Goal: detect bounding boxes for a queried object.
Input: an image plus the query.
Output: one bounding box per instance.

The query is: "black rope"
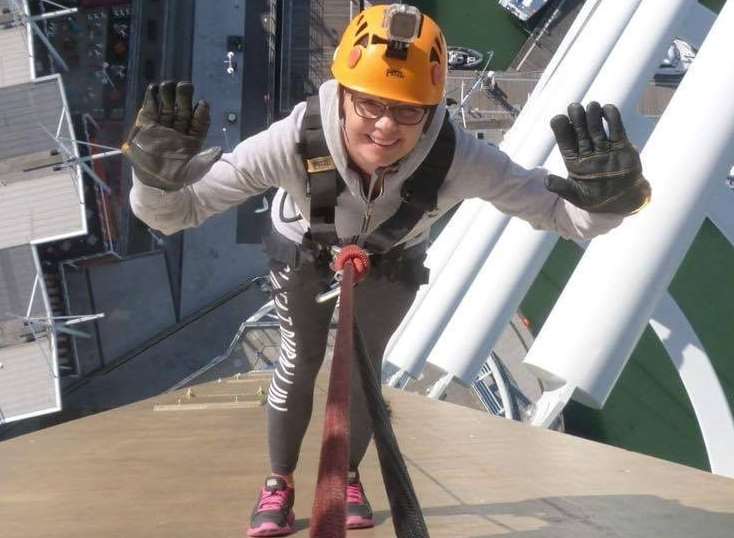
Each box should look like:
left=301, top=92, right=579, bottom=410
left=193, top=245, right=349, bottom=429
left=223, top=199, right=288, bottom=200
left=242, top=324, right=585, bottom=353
left=353, top=318, right=430, bottom=538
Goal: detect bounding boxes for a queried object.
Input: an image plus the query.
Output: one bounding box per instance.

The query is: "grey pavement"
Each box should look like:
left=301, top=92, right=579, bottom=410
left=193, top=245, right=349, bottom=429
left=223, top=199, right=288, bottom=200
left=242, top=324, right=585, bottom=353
left=181, top=0, right=270, bottom=317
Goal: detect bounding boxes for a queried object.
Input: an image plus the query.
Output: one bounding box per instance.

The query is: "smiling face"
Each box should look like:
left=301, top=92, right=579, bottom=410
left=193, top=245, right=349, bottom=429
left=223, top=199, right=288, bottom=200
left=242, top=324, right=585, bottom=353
left=341, top=88, right=430, bottom=176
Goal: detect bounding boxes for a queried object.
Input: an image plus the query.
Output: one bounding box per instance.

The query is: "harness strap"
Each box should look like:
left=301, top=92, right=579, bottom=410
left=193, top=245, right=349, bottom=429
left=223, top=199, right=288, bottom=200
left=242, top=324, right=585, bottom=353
left=263, top=228, right=430, bottom=286
left=298, top=95, right=456, bottom=255
left=301, top=96, right=340, bottom=246
left=353, top=317, right=431, bottom=537
left=363, top=114, right=455, bottom=254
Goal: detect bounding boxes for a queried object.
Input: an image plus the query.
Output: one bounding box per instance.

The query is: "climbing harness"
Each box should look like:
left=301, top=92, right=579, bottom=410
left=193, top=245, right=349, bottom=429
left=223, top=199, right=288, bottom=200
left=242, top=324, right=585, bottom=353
left=316, top=245, right=371, bottom=303
left=262, top=92, right=455, bottom=299
left=299, top=95, right=456, bottom=257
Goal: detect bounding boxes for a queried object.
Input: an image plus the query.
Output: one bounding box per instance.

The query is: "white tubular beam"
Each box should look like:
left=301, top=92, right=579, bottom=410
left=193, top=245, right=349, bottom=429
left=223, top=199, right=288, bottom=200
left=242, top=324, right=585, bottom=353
left=384, top=206, right=510, bottom=376
left=503, top=0, right=603, bottom=152
left=707, top=180, right=734, bottom=246
left=384, top=199, right=484, bottom=357
left=389, top=0, right=628, bottom=327
left=524, top=0, right=734, bottom=409
left=428, top=0, right=694, bottom=385
left=649, top=295, right=734, bottom=478
left=533, top=0, right=602, bottom=91
left=408, top=0, right=629, bottom=294
left=384, top=0, right=644, bottom=377
left=498, top=0, right=643, bottom=170
left=544, top=0, right=697, bottom=176
left=427, top=223, right=557, bottom=384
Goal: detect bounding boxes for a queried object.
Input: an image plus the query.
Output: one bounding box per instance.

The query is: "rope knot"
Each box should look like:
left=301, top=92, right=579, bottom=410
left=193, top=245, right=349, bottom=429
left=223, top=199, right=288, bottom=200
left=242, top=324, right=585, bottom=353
left=333, top=244, right=370, bottom=283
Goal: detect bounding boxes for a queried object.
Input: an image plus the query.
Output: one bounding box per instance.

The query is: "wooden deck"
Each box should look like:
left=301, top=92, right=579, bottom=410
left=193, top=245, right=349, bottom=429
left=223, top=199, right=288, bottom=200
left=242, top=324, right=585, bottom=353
left=2, top=368, right=733, bottom=537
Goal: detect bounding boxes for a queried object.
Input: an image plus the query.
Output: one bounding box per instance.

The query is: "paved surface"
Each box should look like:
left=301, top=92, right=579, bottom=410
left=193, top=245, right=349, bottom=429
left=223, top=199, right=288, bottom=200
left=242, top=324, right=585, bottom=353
left=2, top=367, right=734, bottom=537
left=449, top=0, right=678, bottom=146
left=509, top=0, right=585, bottom=72
left=446, top=70, right=542, bottom=144
left=278, top=0, right=350, bottom=113
left=181, top=0, right=269, bottom=317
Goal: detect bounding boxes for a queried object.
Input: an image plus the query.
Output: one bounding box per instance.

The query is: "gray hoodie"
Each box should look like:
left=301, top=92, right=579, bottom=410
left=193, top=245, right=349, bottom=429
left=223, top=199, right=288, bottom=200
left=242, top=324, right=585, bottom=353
left=129, top=79, right=622, bottom=247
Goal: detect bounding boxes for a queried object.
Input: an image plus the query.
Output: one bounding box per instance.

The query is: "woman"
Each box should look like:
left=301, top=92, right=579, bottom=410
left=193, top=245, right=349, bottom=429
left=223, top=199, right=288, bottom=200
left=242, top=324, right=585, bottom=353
left=123, top=5, right=649, bottom=536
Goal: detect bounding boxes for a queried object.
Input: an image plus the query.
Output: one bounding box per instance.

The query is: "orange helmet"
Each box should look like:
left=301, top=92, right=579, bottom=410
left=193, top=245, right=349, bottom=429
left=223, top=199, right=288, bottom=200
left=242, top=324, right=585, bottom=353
left=331, top=4, right=448, bottom=106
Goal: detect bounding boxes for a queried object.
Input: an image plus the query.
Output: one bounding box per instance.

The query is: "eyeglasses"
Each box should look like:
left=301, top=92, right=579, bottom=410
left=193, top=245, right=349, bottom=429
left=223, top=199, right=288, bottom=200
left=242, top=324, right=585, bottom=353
left=349, top=92, right=428, bottom=126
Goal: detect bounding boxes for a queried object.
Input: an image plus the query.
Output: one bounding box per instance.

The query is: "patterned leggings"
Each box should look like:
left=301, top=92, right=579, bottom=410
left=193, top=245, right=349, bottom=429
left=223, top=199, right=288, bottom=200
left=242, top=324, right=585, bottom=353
left=266, top=255, right=418, bottom=475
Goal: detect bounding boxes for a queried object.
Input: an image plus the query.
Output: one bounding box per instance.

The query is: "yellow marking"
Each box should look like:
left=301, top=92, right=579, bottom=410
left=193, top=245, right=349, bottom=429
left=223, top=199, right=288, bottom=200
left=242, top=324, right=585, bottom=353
left=306, top=155, right=336, bottom=173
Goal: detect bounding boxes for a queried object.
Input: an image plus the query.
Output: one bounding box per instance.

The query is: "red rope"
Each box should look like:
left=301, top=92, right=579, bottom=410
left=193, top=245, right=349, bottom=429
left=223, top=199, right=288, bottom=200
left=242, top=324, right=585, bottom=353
left=309, top=244, right=429, bottom=536
left=310, top=261, right=355, bottom=538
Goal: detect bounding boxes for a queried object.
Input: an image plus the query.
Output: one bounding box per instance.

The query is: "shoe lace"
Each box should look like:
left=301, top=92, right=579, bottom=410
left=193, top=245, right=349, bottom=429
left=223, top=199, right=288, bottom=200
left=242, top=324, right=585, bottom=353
left=346, top=482, right=364, bottom=504
left=257, top=488, right=290, bottom=511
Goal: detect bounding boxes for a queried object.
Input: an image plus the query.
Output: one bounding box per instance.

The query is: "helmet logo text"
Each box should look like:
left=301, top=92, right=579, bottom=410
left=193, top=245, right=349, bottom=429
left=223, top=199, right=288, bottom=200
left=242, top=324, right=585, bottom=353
left=386, top=68, right=405, bottom=79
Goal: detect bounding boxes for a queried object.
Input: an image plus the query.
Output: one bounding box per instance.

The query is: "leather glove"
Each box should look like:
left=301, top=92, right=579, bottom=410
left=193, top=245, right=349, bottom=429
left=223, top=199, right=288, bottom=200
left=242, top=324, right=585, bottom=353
left=122, top=81, right=222, bottom=191
left=546, top=102, right=651, bottom=215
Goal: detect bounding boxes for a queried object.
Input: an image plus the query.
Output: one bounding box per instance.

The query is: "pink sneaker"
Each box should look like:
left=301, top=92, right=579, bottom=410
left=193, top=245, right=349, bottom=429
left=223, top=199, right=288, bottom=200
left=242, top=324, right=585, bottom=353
left=346, top=471, right=374, bottom=529
left=247, top=476, right=295, bottom=537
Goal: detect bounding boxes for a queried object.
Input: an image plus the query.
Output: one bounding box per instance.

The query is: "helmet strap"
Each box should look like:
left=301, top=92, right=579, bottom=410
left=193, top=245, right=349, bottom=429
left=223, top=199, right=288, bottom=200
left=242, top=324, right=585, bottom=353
left=337, top=84, right=346, bottom=120
left=423, top=106, right=437, bottom=134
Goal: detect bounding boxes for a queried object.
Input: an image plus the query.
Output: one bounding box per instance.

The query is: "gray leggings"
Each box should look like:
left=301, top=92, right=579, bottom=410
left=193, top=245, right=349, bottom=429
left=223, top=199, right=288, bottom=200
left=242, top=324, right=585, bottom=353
left=266, top=255, right=419, bottom=476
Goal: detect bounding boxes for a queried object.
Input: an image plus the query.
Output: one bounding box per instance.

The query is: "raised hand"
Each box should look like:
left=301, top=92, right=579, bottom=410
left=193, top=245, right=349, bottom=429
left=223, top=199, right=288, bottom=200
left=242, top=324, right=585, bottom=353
left=546, top=102, right=651, bottom=215
left=122, top=81, right=222, bottom=191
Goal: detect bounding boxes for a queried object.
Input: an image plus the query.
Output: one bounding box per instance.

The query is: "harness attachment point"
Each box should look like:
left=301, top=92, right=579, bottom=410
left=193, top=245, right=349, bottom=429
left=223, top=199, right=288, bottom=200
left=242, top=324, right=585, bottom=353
left=299, top=94, right=456, bottom=255
left=333, top=245, right=371, bottom=283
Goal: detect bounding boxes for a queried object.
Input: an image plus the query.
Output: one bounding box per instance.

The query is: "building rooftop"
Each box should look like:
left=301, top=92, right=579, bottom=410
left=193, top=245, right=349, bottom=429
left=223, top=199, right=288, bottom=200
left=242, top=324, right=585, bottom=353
left=0, top=0, right=33, bottom=88
left=0, top=76, right=86, bottom=250
left=0, top=244, right=59, bottom=423
left=0, top=244, right=46, bottom=323
left=0, top=3, right=83, bottom=424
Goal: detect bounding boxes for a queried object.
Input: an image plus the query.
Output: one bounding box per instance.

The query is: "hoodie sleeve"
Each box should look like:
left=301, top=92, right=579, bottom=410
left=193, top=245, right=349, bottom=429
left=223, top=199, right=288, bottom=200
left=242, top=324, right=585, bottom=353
left=129, top=102, right=307, bottom=236
left=446, top=126, right=623, bottom=240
